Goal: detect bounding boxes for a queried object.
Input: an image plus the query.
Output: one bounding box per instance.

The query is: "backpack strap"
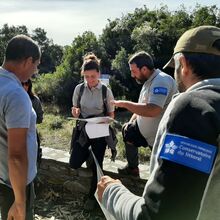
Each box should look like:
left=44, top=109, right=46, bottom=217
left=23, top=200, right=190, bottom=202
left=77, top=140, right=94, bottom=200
left=77, top=83, right=85, bottom=109
left=77, top=83, right=108, bottom=116
left=102, top=84, right=108, bottom=116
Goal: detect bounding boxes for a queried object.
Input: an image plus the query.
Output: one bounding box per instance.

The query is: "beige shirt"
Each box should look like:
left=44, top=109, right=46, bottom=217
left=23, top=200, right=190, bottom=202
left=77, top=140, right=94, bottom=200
left=72, top=81, right=114, bottom=118
left=137, top=69, right=177, bottom=146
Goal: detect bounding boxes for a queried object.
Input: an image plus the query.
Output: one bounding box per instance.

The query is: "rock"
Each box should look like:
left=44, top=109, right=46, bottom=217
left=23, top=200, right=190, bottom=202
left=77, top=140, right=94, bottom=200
left=77, top=168, right=93, bottom=178
left=63, top=180, right=89, bottom=194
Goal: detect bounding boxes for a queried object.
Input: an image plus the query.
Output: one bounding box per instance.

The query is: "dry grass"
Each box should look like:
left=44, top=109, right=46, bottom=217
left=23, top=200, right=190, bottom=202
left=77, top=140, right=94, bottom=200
left=37, top=108, right=151, bottom=162
left=34, top=180, right=105, bottom=220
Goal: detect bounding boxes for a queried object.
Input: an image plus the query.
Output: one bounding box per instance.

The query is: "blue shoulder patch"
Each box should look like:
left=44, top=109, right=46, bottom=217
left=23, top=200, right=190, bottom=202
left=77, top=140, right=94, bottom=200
left=159, top=134, right=217, bottom=174
left=153, top=87, right=168, bottom=95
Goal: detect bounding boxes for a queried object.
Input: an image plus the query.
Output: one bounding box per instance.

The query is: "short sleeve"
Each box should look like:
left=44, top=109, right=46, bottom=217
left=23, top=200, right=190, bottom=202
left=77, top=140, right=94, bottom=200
left=106, top=87, right=114, bottom=113
left=148, top=76, right=174, bottom=108
left=5, top=89, right=32, bottom=129
left=72, top=84, right=81, bottom=107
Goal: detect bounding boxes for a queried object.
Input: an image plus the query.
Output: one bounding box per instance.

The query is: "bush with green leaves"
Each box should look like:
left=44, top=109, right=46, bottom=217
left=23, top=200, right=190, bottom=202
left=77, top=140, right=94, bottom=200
left=34, top=4, right=220, bottom=110
left=33, top=66, right=79, bottom=111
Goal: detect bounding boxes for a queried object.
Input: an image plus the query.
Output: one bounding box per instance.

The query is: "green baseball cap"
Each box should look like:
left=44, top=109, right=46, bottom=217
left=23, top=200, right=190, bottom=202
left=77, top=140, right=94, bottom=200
left=164, top=25, right=220, bottom=68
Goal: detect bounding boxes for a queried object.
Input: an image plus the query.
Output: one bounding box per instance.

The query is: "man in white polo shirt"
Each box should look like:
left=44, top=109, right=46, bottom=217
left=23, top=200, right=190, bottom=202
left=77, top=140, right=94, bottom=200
left=113, top=51, right=177, bottom=177
left=0, top=35, right=41, bottom=220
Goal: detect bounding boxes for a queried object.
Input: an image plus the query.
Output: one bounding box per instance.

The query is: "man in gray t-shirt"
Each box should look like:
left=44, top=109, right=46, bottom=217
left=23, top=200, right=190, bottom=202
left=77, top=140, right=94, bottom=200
left=0, top=35, right=41, bottom=220
left=113, top=51, right=177, bottom=177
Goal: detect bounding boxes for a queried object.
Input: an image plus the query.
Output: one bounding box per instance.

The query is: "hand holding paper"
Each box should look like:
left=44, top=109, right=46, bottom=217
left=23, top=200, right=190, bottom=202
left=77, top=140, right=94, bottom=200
left=69, top=116, right=116, bottom=139
left=97, top=176, right=122, bottom=202
left=71, top=107, right=80, bottom=118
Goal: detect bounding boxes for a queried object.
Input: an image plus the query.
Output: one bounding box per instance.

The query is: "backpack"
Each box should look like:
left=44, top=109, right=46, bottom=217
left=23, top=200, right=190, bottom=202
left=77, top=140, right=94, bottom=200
left=69, top=83, right=108, bottom=153
left=77, top=82, right=108, bottom=116
left=70, top=83, right=117, bottom=161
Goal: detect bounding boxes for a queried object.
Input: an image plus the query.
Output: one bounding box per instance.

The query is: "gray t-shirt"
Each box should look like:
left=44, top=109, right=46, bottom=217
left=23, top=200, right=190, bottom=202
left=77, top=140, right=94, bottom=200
left=137, top=69, right=177, bottom=146
left=0, top=67, right=38, bottom=186
left=72, top=81, right=114, bottom=118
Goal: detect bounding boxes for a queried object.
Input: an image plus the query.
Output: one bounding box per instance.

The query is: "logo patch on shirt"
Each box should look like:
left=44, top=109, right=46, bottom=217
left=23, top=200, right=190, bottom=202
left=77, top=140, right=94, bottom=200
left=153, top=87, right=168, bottom=95
left=159, top=134, right=217, bottom=174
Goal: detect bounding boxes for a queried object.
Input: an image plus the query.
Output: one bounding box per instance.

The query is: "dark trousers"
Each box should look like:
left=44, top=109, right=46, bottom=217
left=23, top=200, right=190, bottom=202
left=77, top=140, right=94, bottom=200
left=69, top=137, right=106, bottom=198
left=36, top=130, right=42, bottom=167
left=0, top=182, right=35, bottom=220
left=122, top=120, right=150, bottom=168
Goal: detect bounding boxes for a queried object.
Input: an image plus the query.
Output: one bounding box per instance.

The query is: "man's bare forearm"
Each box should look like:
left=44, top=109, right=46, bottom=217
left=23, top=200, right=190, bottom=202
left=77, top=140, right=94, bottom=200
left=108, top=111, right=115, bottom=119
left=8, top=128, right=28, bottom=204
left=9, top=155, right=28, bottom=204
left=113, top=100, right=162, bottom=117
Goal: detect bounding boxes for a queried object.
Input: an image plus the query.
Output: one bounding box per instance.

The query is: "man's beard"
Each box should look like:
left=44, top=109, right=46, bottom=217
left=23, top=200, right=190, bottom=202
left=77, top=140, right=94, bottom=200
left=135, top=73, right=148, bottom=84
left=175, top=64, right=186, bottom=92
left=135, top=78, right=146, bottom=84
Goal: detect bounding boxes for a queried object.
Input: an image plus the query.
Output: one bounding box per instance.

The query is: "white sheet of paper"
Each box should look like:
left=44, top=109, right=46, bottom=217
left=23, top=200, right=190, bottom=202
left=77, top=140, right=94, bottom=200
left=68, top=116, right=118, bottom=124
left=89, top=146, right=116, bottom=220
left=85, top=123, right=110, bottom=139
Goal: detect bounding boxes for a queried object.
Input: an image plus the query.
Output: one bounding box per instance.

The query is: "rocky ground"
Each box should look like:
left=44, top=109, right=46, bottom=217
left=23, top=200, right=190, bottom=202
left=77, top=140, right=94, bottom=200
left=31, top=147, right=148, bottom=220
left=34, top=183, right=105, bottom=220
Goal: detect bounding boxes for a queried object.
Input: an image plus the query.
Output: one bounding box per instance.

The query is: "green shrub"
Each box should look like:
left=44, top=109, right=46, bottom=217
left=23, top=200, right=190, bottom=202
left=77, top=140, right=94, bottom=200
left=49, top=119, right=63, bottom=130
left=33, top=66, right=80, bottom=111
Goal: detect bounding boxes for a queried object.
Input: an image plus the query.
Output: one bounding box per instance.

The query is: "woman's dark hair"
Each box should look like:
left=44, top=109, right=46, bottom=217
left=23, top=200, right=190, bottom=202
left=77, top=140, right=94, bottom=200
left=5, top=35, right=41, bottom=62
left=81, top=52, right=100, bottom=74
left=22, top=79, right=35, bottom=99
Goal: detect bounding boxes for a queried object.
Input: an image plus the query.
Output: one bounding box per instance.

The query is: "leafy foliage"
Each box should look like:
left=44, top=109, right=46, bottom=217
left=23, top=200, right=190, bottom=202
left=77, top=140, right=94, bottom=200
left=0, top=24, right=29, bottom=62
left=111, top=47, right=141, bottom=101
left=0, top=25, right=63, bottom=73
left=1, top=4, right=220, bottom=109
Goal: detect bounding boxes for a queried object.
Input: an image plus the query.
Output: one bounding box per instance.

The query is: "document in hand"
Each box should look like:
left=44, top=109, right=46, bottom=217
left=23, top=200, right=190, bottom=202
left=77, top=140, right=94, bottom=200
left=69, top=116, right=115, bottom=139
left=89, top=147, right=116, bottom=220
left=77, top=116, right=115, bottom=124
left=81, top=117, right=114, bottom=139
left=85, top=123, right=109, bottom=139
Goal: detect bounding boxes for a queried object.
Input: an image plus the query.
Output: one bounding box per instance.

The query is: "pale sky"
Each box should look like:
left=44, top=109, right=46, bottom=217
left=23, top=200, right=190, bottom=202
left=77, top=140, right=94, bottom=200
left=0, top=0, right=219, bottom=46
